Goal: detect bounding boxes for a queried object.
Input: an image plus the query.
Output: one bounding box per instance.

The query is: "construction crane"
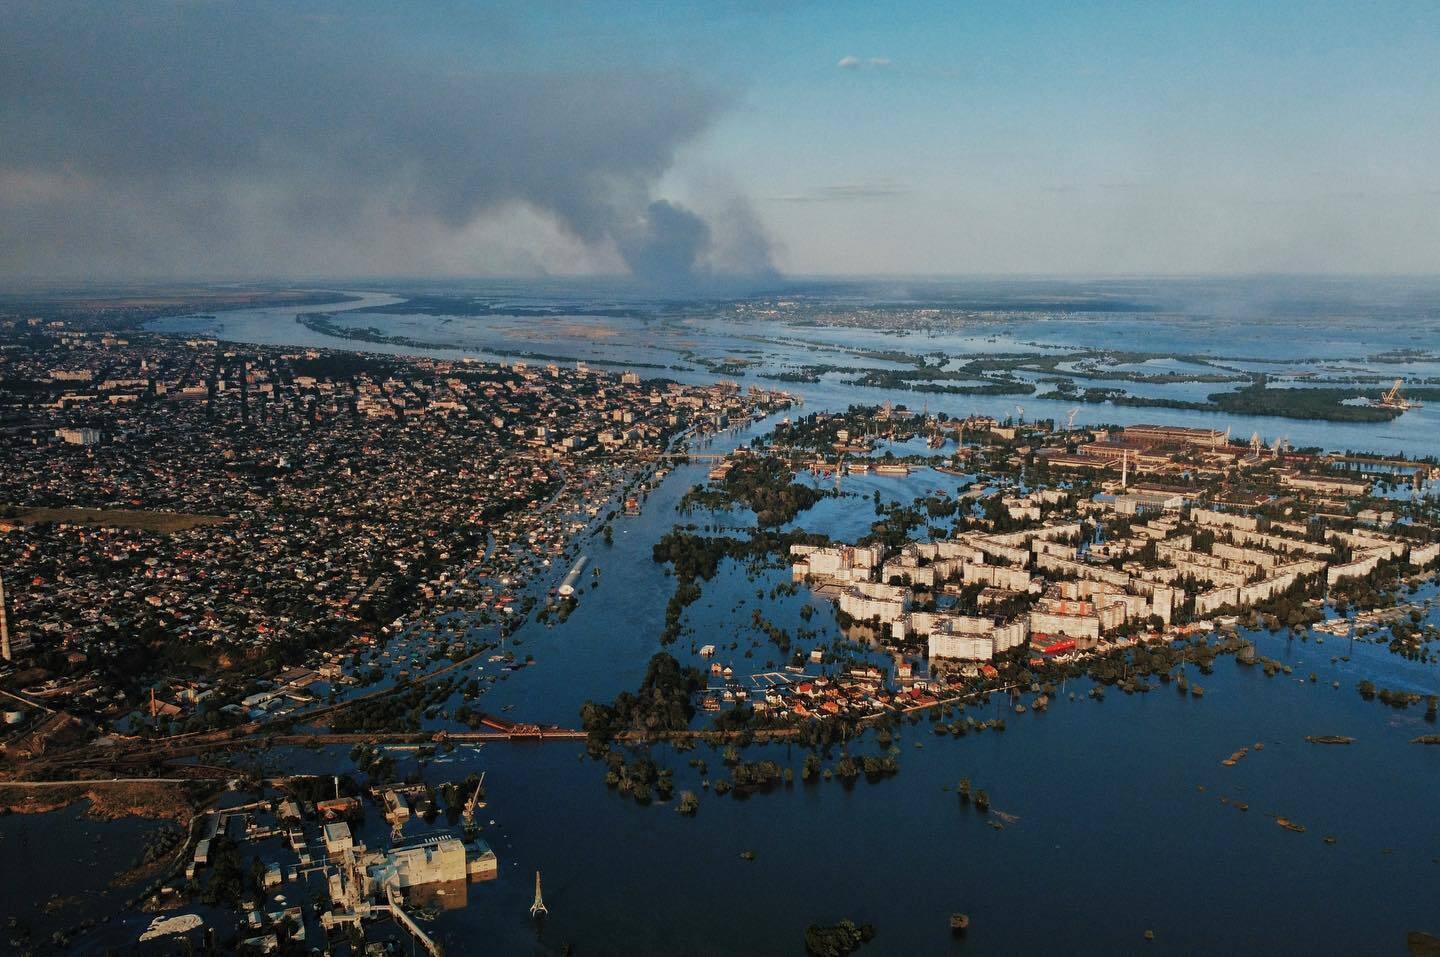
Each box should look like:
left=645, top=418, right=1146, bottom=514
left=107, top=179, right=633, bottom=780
left=464, top=772, right=487, bottom=822
left=1372, top=378, right=1418, bottom=411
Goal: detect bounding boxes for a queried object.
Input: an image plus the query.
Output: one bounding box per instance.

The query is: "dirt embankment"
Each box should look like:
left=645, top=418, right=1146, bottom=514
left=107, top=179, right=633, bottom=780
left=0, top=780, right=194, bottom=823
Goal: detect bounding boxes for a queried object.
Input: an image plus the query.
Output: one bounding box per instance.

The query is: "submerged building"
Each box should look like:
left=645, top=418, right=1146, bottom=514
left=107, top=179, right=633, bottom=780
left=370, top=837, right=499, bottom=889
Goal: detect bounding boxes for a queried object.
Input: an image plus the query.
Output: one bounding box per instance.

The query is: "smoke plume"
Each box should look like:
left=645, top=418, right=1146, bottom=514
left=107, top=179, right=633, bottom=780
left=0, top=1, right=776, bottom=287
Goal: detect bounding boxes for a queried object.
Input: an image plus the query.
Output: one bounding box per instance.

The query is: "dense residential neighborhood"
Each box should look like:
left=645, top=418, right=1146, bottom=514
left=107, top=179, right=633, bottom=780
left=0, top=327, right=792, bottom=742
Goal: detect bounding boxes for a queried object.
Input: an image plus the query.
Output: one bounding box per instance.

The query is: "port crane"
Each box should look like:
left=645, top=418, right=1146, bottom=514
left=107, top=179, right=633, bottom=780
left=1373, top=378, right=1419, bottom=411
left=463, top=772, right=486, bottom=822
left=1065, top=407, right=1080, bottom=431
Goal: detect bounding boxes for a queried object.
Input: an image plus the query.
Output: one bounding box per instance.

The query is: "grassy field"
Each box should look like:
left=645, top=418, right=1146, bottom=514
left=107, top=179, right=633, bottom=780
left=1, top=505, right=227, bottom=532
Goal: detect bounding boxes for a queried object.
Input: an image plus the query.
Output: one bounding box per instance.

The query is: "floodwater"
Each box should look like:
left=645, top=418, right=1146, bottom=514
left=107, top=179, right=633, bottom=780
left=12, top=280, right=1440, bottom=954
left=392, top=435, right=1439, bottom=956
left=150, top=279, right=1440, bottom=457
left=0, top=802, right=160, bottom=941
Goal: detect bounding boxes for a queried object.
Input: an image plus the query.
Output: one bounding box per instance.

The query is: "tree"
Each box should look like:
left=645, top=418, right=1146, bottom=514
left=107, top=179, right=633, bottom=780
left=802, top=753, right=822, bottom=781
left=804, top=919, right=875, bottom=957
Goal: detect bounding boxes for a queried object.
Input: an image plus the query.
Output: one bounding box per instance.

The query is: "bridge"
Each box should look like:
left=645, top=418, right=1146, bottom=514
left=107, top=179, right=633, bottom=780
left=653, top=450, right=732, bottom=462
left=17, top=720, right=815, bottom=777
left=1326, top=454, right=1435, bottom=475
left=17, top=688, right=1043, bottom=779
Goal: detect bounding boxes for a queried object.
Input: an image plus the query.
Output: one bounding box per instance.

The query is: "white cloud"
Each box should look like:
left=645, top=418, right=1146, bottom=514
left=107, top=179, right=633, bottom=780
left=837, top=55, right=891, bottom=70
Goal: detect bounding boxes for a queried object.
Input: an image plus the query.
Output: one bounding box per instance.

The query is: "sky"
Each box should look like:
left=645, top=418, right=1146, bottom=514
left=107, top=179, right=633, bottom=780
left=2, top=0, right=1438, bottom=282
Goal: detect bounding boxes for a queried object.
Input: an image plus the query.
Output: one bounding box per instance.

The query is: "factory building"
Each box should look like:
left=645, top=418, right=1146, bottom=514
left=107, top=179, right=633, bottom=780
left=372, top=838, right=499, bottom=889
left=323, top=822, right=354, bottom=856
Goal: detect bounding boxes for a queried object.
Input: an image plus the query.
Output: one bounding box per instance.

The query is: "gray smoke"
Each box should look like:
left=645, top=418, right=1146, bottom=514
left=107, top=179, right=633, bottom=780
left=618, top=201, right=711, bottom=289
left=0, top=1, right=776, bottom=286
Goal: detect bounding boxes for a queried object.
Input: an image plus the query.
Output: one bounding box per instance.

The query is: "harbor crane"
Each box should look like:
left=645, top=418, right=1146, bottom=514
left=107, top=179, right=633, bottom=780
left=1066, top=407, right=1080, bottom=430
left=530, top=870, right=548, bottom=917
left=1373, top=378, right=1414, bottom=410
left=1367, top=378, right=1423, bottom=411
left=463, top=772, right=486, bottom=822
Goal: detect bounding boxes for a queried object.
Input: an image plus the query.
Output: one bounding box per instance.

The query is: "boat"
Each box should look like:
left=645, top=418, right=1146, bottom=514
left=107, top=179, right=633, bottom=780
left=950, top=913, right=970, bottom=934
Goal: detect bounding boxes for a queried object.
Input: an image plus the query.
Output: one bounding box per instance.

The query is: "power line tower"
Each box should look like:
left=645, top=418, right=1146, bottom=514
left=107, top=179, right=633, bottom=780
left=530, top=870, right=548, bottom=918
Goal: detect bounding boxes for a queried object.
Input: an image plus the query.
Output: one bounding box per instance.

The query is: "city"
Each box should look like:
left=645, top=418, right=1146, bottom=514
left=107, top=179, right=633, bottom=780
left=3, top=2, right=1440, bottom=956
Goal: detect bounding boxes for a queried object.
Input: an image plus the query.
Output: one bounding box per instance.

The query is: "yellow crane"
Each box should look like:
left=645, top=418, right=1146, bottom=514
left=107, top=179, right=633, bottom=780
left=1372, top=379, right=1419, bottom=411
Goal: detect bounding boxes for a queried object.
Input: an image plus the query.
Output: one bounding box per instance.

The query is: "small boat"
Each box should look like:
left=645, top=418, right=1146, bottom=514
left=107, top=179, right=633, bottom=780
left=950, top=913, right=970, bottom=934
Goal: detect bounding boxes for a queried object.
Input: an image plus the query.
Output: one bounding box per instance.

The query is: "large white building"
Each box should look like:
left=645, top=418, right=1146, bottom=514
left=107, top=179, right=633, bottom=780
left=928, top=616, right=1028, bottom=661
left=837, top=581, right=910, bottom=624
left=791, top=544, right=883, bottom=583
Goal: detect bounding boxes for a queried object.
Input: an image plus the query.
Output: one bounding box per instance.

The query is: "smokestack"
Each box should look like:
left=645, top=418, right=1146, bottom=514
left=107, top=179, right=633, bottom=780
left=0, top=572, right=10, bottom=662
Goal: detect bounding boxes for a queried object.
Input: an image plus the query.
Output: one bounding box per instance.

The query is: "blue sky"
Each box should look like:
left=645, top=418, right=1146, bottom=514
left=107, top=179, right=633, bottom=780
left=516, top=0, right=1440, bottom=274
left=3, top=0, right=1437, bottom=279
